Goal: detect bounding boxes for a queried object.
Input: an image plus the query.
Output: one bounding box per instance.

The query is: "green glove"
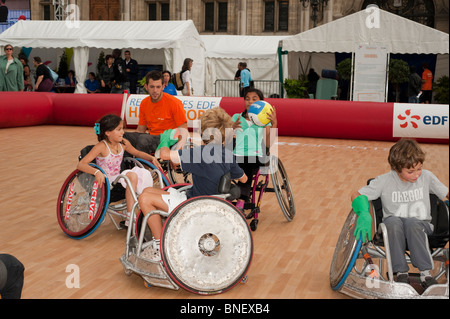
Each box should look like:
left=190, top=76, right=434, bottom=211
left=352, top=195, right=372, bottom=241
left=155, top=129, right=179, bottom=157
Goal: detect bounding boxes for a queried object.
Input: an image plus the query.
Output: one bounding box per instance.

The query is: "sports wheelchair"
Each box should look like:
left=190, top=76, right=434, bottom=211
left=330, top=187, right=449, bottom=299
left=56, top=147, right=170, bottom=239
left=120, top=174, right=253, bottom=295
left=167, top=155, right=295, bottom=231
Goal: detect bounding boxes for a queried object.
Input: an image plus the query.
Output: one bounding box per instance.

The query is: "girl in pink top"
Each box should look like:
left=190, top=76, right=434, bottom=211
left=77, top=114, right=161, bottom=219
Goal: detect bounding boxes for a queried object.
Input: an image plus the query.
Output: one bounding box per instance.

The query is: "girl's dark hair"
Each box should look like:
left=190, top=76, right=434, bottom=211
left=96, top=114, right=122, bottom=142
left=242, top=88, right=265, bottom=117
left=181, top=58, right=193, bottom=72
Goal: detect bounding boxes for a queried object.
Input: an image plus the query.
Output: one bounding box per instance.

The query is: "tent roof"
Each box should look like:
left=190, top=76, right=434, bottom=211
left=281, top=9, right=449, bottom=54
left=0, top=20, right=203, bottom=50
left=201, top=35, right=287, bottom=59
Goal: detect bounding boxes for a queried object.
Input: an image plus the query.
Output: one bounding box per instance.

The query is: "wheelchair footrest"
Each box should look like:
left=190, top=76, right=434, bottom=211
left=120, top=250, right=179, bottom=290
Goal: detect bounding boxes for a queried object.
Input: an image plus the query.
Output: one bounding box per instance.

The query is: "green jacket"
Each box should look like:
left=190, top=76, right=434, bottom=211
left=0, top=55, right=24, bottom=91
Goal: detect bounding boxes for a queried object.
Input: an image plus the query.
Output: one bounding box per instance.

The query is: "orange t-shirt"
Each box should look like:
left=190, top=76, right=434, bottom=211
left=138, top=93, right=187, bottom=135
left=422, top=69, right=433, bottom=91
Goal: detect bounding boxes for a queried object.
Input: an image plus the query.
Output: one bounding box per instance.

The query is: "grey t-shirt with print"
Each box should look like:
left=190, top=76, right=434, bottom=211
left=358, top=169, right=448, bottom=222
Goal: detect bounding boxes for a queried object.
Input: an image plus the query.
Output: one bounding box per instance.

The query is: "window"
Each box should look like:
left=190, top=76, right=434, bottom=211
left=148, top=1, right=170, bottom=21
left=204, top=1, right=228, bottom=32
left=264, top=0, right=289, bottom=32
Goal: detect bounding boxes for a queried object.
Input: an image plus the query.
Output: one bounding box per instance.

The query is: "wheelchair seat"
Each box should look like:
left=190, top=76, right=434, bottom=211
left=371, top=194, right=449, bottom=250
left=217, top=172, right=241, bottom=201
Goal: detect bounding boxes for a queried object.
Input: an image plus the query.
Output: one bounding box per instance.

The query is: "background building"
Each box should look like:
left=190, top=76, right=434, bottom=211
left=28, top=0, right=448, bottom=34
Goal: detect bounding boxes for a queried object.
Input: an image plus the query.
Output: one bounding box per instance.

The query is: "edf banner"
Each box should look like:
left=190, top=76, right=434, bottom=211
left=393, top=103, right=449, bottom=139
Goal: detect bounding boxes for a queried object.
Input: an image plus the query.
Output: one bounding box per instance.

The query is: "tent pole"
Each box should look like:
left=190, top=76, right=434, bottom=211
left=278, top=46, right=288, bottom=98
left=350, top=52, right=355, bottom=101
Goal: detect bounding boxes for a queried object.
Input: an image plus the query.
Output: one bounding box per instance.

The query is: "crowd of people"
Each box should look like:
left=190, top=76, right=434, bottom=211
left=0, top=45, right=195, bottom=96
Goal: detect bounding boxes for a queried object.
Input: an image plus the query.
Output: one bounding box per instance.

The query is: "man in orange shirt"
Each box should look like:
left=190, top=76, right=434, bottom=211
left=124, top=71, right=188, bottom=154
left=420, top=62, right=433, bottom=104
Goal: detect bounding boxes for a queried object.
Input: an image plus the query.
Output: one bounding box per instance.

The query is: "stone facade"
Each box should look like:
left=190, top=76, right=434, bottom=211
left=29, top=0, right=448, bottom=34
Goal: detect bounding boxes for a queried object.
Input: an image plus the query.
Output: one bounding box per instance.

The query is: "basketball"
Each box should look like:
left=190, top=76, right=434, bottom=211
left=248, top=101, right=273, bottom=126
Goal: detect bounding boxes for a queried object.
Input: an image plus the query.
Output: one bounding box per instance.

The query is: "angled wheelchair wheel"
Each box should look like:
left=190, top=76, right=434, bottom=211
left=270, top=157, right=296, bottom=221
left=161, top=196, right=253, bottom=295
left=329, top=210, right=362, bottom=291
left=56, top=165, right=110, bottom=239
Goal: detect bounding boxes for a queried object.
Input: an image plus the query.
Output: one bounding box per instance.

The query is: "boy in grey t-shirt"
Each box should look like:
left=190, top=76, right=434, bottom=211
left=351, top=139, right=448, bottom=289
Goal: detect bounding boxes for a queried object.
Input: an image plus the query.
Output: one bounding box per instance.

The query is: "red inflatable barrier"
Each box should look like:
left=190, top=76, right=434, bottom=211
left=52, top=93, right=123, bottom=126
left=0, top=92, right=54, bottom=128
left=0, top=92, right=447, bottom=144
left=220, top=98, right=394, bottom=141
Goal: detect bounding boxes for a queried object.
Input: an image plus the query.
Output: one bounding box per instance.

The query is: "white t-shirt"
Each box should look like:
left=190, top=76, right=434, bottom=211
left=358, top=169, right=448, bottom=222
left=181, top=70, right=192, bottom=95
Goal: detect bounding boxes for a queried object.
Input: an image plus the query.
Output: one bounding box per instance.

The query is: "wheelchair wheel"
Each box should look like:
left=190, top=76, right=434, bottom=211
left=56, top=165, right=109, bottom=239
left=161, top=197, right=253, bottom=295
left=270, top=157, right=296, bottom=221
left=329, top=210, right=362, bottom=291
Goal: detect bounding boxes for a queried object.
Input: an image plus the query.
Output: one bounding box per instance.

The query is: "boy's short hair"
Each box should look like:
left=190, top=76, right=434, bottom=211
left=200, top=107, right=233, bottom=144
left=388, top=139, right=425, bottom=172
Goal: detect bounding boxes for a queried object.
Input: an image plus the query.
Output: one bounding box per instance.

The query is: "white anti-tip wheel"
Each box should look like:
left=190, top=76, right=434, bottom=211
left=161, top=197, right=253, bottom=295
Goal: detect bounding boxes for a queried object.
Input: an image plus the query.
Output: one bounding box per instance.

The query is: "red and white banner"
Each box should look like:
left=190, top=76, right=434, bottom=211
left=125, top=95, right=222, bottom=127
left=393, top=103, right=449, bottom=139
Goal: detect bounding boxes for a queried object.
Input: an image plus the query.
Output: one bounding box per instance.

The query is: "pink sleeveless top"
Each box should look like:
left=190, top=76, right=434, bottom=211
left=95, top=141, right=124, bottom=185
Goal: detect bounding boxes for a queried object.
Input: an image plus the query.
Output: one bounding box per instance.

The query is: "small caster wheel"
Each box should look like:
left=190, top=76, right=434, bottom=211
left=240, top=275, right=248, bottom=284
left=144, top=281, right=152, bottom=288
left=250, top=219, right=258, bottom=231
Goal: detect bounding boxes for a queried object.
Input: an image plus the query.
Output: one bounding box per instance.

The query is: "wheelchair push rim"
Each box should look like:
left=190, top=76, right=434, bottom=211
left=329, top=210, right=361, bottom=290
left=270, top=157, right=296, bottom=221
left=161, top=196, right=253, bottom=295
left=56, top=165, right=110, bottom=239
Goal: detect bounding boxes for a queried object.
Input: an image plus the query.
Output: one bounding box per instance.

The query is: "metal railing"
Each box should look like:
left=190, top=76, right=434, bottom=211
left=214, top=79, right=283, bottom=98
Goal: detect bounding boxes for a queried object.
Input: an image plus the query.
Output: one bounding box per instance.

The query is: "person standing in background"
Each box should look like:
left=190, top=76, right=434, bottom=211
left=0, top=0, right=8, bottom=23
left=407, top=66, right=422, bottom=104
left=239, top=62, right=252, bottom=98
left=32, top=56, right=52, bottom=92
left=110, top=49, right=129, bottom=94
left=0, top=44, right=24, bottom=91
left=420, top=62, right=433, bottom=104
left=181, top=58, right=193, bottom=96
left=98, top=54, right=114, bottom=93
left=124, top=50, right=139, bottom=94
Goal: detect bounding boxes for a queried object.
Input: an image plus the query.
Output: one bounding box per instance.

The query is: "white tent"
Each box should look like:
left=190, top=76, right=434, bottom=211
left=0, top=20, right=206, bottom=94
left=201, top=35, right=288, bottom=97
left=280, top=8, right=449, bottom=84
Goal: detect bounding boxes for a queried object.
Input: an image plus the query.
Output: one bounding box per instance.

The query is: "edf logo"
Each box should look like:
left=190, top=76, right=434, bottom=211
left=393, top=104, right=449, bottom=139
left=397, top=109, right=448, bottom=129
left=423, top=115, right=448, bottom=126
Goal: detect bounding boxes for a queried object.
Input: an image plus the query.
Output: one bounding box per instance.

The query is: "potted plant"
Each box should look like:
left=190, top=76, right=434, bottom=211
left=283, top=75, right=309, bottom=98
left=433, top=75, right=449, bottom=104
left=388, top=58, right=409, bottom=102
left=336, top=58, right=352, bottom=99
